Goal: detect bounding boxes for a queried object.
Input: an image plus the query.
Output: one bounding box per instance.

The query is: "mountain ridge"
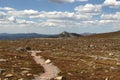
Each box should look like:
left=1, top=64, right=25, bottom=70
left=0, top=30, right=119, bottom=40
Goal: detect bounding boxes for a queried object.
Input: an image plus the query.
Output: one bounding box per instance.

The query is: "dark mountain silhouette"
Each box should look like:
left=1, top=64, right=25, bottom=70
left=58, top=31, right=81, bottom=38
left=0, top=33, right=57, bottom=40
left=1, top=30, right=119, bottom=40
left=0, top=31, right=83, bottom=40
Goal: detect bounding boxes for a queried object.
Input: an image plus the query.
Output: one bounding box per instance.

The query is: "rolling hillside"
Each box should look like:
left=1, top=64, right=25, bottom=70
left=85, top=31, right=120, bottom=38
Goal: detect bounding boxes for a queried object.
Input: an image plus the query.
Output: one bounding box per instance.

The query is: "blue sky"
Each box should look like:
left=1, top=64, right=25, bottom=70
left=0, top=0, right=120, bottom=34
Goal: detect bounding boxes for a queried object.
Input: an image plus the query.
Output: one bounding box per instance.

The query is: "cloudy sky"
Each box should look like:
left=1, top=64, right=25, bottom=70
left=0, top=0, right=120, bottom=34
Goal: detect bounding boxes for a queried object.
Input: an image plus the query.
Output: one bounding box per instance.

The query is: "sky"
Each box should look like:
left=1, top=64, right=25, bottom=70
left=0, top=0, right=120, bottom=34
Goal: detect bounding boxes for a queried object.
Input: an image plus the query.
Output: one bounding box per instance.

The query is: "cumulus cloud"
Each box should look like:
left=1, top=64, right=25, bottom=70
left=8, top=16, right=16, bottom=22
left=0, top=5, right=120, bottom=30
left=0, top=7, right=15, bottom=11
left=101, top=12, right=120, bottom=20
left=99, top=12, right=120, bottom=28
left=29, top=11, right=74, bottom=19
left=16, top=19, right=35, bottom=24
left=8, top=9, right=39, bottom=17
left=0, top=12, right=6, bottom=19
left=74, top=4, right=102, bottom=14
left=104, top=0, right=120, bottom=8
left=49, top=0, right=88, bottom=3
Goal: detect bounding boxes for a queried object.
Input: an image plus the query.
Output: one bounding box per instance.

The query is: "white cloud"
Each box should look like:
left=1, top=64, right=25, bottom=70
left=0, top=12, right=6, bottom=15
left=99, top=20, right=120, bottom=24
left=23, top=9, right=39, bottom=15
left=29, top=11, right=74, bottom=19
left=99, top=12, right=120, bottom=28
left=29, top=11, right=91, bottom=20
left=16, top=19, right=35, bottom=24
left=101, top=12, right=120, bottom=20
left=0, top=7, right=15, bottom=11
left=0, top=5, right=120, bottom=32
left=49, top=0, right=87, bottom=3
left=0, top=12, right=6, bottom=19
left=104, top=0, right=120, bottom=8
left=8, top=16, right=16, bottom=22
left=75, top=4, right=102, bottom=14
left=8, top=9, right=39, bottom=17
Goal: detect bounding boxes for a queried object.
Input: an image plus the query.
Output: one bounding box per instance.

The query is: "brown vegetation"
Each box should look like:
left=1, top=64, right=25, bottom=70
left=0, top=31, right=120, bottom=80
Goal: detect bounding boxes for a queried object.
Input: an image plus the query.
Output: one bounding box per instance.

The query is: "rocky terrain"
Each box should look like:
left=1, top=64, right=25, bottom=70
left=0, top=47, right=44, bottom=80
left=0, top=31, right=120, bottom=80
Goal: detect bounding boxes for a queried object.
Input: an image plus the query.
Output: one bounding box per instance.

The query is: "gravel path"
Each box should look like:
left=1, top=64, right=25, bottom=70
left=30, top=51, right=60, bottom=80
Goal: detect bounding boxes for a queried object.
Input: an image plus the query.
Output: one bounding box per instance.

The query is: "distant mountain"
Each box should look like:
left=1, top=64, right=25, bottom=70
left=0, top=33, right=57, bottom=40
left=58, top=31, right=82, bottom=38
left=0, top=31, right=95, bottom=40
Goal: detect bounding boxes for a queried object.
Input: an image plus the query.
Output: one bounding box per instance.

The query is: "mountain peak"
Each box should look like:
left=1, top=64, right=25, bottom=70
left=59, top=31, right=81, bottom=38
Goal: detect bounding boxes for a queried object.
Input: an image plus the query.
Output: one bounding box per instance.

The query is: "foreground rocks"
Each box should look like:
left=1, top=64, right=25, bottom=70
left=16, top=46, right=31, bottom=52
left=0, top=49, right=44, bottom=80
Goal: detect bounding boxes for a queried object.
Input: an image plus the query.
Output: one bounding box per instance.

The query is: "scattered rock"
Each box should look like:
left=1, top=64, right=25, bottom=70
left=16, top=46, right=31, bottom=52
left=88, top=44, right=95, bottom=48
left=45, top=59, right=51, bottom=64
left=21, top=70, right=29, bottom=75
left=5, top=74, right=14, bottom=78
left=3, top=78, right=8, bottom=80
left=16, top=47, right=26, bottom=52
left=18, top=78, right=24, bottom=80
left=26, top=73, right=32, bottom=76
left=21, top=67, right=31, bottom=71
left=109, top=53, right=114, bottom=56
left=116, top=62, right=120, bottom=66
left=0, top=59, right=7, bottom=62
left=54, top=76, right=66, bottom=80
left=0, top=68, right=6, bottom=75
left=105, top=77, right=109, bottom=80
left=25, top=46, right=31, bottom=51
left=67, top=73, right=73, bottom=76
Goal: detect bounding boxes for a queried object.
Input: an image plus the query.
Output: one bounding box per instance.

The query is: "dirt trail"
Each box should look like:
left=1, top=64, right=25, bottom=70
left=29, top=51, right=60, bottom=80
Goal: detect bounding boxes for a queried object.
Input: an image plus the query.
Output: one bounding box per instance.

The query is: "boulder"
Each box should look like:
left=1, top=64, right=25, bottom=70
left=25, top=46, right=31, bottom=51
left=16, top=46, right=31, bottom=52
left=16, top=47, right=26, bottom=52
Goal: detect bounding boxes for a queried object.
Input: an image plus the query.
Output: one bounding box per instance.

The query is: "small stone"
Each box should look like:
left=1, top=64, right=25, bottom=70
left=54, top=76, right=66, bottom=80
left=88, top=44, right=94, bottom=48
left=18, top=78, right=24, bottom=80
left=0, top=59, right=7, bottom=62
left=21, top=70, right=29, bottom=75
left=5, top=74, right=14, bottom=78
left=0, top=68, right=6, bottom=74
left=45, top=59, right=51, bottom=64
left=25, top=46, right=31, bottom=51
left=21, top=67, right=31, bottom=70
left=105, top=77, right=109, bottom=80
left=3, top=78, right=8, bottom=80
left=26, top=73, right=32, bottom=76
left=116, top=62, right=120, bottom=66
left=109, top=53, right=114, bottom=56
left=67, top=73, right=73, bottom=76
